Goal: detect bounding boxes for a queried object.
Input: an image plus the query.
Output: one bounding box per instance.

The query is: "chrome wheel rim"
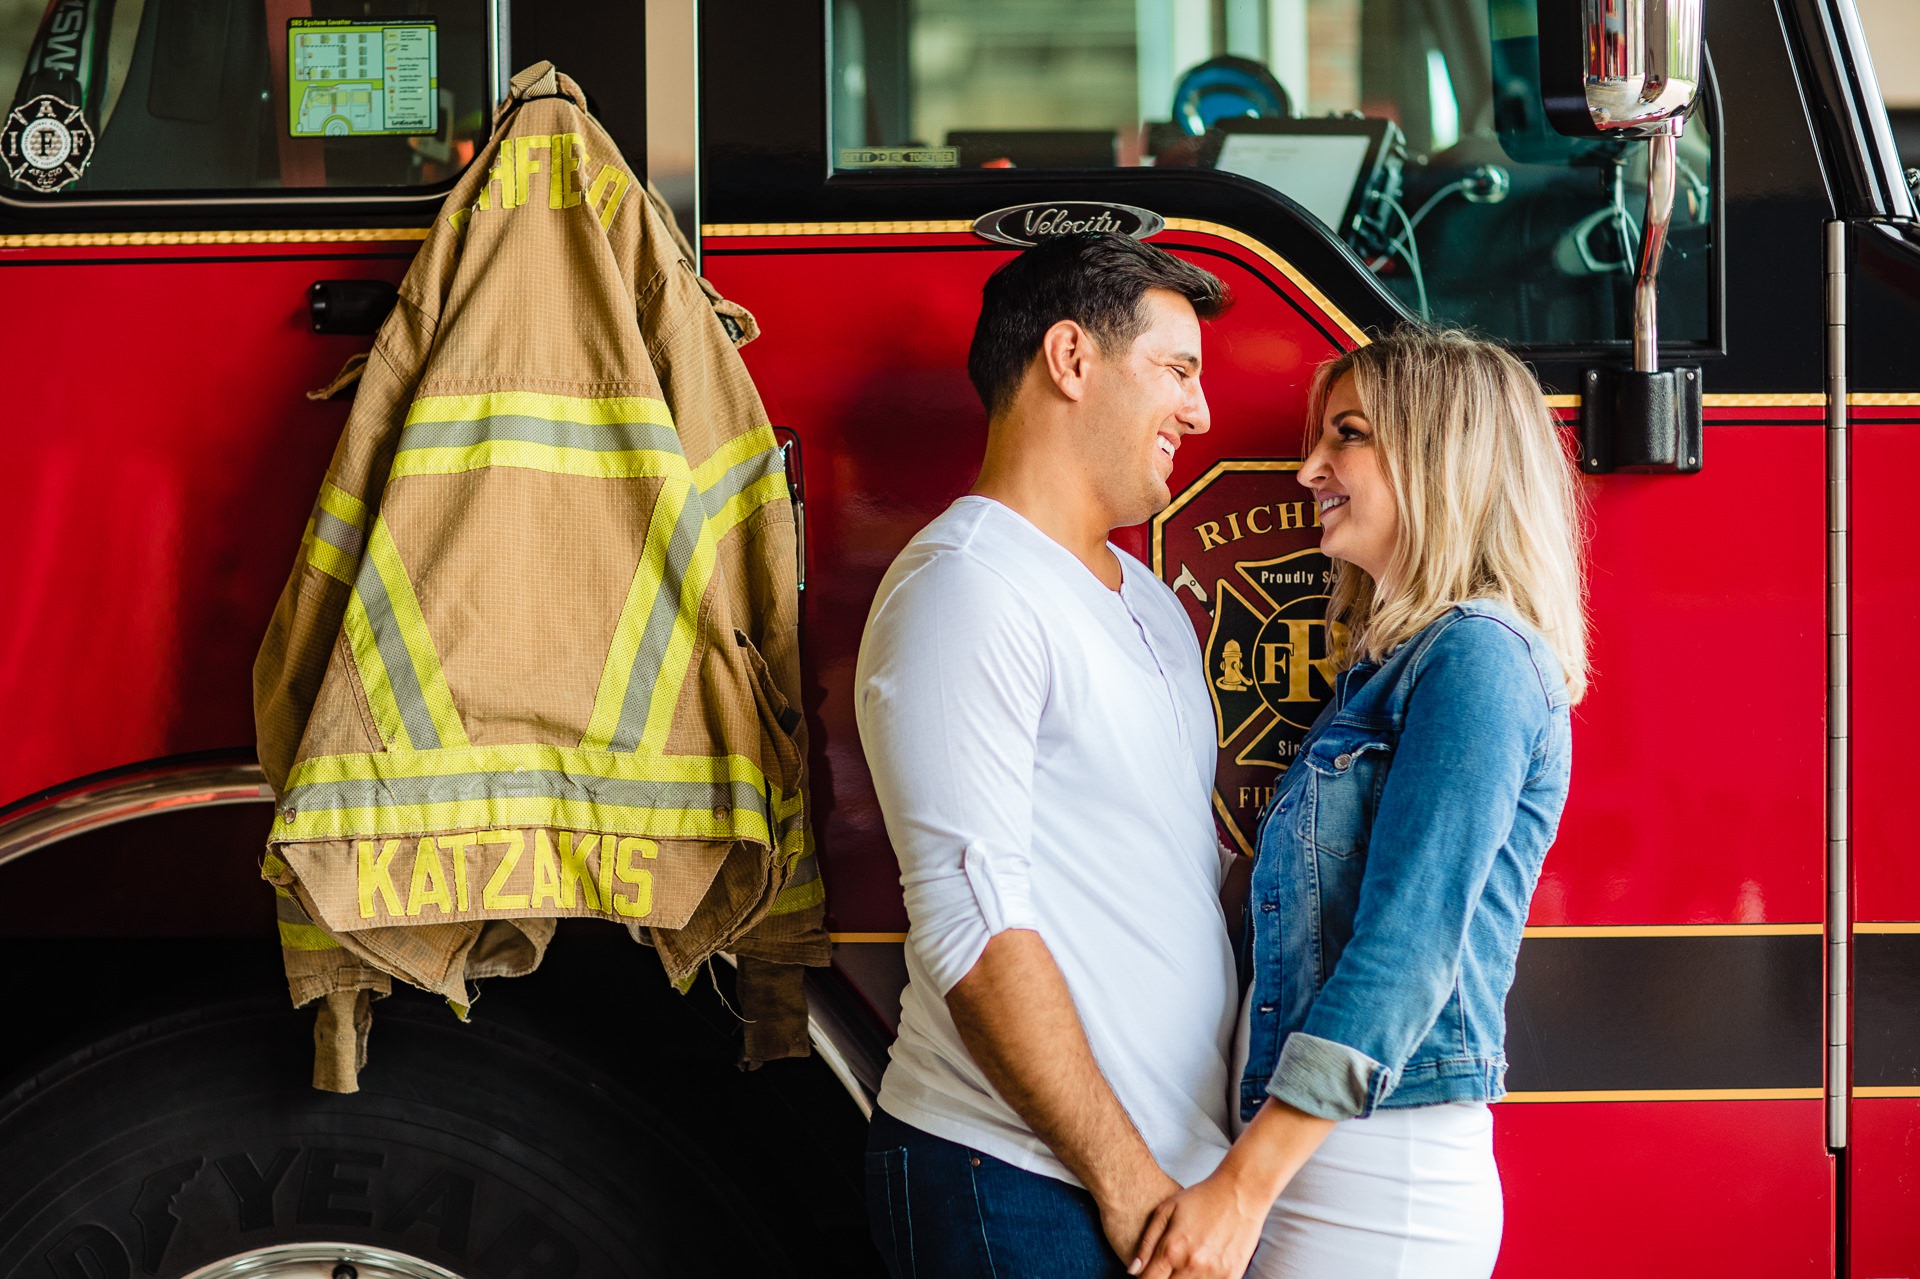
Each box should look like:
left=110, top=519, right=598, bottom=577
left=178, top=1244, right=468, bottom=1279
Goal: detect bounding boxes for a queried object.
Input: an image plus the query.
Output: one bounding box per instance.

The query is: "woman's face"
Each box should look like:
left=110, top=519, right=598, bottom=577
left=1300, top=372, right=1398, bottom=581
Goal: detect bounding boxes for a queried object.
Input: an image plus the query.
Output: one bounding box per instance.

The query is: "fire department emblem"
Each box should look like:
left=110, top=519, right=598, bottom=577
left=2, top=94, right=95, bottom=193
left=1153, top=460, right=1346, bottom=855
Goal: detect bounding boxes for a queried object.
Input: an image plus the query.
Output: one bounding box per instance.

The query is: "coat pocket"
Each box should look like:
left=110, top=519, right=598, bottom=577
left=1296, top=726, right=1392, bottom=859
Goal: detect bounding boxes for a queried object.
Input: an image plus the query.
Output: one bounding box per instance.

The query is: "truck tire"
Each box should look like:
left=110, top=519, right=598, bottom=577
left=0, top=996, right=801, bottom=1279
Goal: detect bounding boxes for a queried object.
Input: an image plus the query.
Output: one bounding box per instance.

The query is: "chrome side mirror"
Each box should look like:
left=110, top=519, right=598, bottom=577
left=1542, top=0, right=1709, bottom=475
left=1541, top=0, right=1705, bottom=139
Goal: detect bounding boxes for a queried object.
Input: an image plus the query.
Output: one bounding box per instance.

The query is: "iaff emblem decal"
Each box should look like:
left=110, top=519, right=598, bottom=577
left=1153, top=460, right=1347, bottom=855
left=2, top=94, right=95, bottom=193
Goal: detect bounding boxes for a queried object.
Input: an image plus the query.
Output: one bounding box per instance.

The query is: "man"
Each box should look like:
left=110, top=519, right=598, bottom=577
left=855, top=232, right=1236, bottom=1277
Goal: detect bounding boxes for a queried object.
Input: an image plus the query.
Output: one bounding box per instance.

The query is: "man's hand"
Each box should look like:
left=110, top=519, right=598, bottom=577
left=1129, top=1099, right=1337, bottom=1279
left=1098, top=1163, right=1183, bottom=1262
left=947, top=929, right=1177, bottom=1262
left=1128, top=1169, right=1266, bottom=1279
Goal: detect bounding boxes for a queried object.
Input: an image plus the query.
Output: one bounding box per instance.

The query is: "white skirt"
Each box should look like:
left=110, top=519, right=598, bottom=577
left=1231, top=991, right=1503, bottom=1279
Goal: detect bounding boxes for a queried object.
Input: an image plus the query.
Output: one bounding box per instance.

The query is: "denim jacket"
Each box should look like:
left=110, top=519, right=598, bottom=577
left=1239, top=601, right=1572, bottom=1122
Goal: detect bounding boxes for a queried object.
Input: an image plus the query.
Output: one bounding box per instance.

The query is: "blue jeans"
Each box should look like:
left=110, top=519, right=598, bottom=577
left=865, top=1107, right=1131, bottom=1279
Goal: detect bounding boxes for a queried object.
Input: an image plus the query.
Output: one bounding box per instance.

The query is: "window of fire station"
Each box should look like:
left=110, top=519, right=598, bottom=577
left=830, top=0, right=1714, bottom=350
left=1, top=0, right=496, bottom=198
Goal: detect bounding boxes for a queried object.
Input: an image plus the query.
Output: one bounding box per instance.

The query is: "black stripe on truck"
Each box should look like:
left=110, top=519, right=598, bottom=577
left=1854, top=933, right=1920, bottom=1089
left=1505, top=935, right=1823, bottom=1092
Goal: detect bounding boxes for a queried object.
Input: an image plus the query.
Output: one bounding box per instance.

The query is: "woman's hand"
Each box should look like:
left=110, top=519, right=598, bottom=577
left=1129, top=1099, right=1338, bottom=1279
left=1127, top=1168, right=1267, bottom=1279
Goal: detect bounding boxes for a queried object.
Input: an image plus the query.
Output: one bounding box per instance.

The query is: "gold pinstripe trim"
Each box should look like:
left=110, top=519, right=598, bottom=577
left=1855, top=922, right=1920, bottom=933
left=0, top=228, right=429, bottom=248
left=1542, top=394, right=1828, bottom=410
left=700, top=217, right=1370, bottom=346
left=1848, top=393, right=1920, bottom=406
left=1705, top=393, right=1826, bottom=407
left=1501, top=1088, right=1822, bottom=1103
left=1159, top=218, right=1367, bottom=344
left=703, top=220, right=972, bottom=237
left=828, top=926, right=1819, bottom=942
left=1523, top=923, right=1821, bottom=938
left=1854, top=1087, right=1920, bottom=1098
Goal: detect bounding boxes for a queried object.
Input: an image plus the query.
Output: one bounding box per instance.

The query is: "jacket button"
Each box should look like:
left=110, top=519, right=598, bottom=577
left=1333, top=753, right=1353, bottom=769
left=1261, top=902, right=1276, bottom=912
left=1258, top=1004, right=1274, bottom=1014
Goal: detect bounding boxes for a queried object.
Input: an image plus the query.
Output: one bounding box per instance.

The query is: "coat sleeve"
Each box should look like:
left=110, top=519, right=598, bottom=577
left=252, top=297, right=436, bottom=794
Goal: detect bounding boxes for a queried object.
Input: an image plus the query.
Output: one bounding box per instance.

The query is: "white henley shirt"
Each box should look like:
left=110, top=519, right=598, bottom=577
left=854, top=496, right=1236, bottom=1187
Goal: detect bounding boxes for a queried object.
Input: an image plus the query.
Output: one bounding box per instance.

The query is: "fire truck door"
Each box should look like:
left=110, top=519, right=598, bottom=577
left=700, top=1, right=1838, bottom=1275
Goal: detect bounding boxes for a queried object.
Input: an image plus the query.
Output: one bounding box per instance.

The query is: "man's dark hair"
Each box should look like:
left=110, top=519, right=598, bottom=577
left=966, top=232, right=1230, bottom=418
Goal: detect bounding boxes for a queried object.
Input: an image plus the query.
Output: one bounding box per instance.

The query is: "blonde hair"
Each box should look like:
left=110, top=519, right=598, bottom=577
left=1306, top=328, right=1589, bottom=702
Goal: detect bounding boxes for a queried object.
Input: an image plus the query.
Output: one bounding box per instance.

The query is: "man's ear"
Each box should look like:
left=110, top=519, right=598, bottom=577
left=1040, top=319, right=1095, bottom=402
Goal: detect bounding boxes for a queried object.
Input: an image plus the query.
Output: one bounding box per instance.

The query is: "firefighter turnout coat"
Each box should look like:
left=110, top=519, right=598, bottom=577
left=254, top=63, right=826, bottom=1092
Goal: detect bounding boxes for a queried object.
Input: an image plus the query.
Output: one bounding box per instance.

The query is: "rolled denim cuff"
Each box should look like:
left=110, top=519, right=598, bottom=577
left=1267, top=1032, right=1392, bottom=1119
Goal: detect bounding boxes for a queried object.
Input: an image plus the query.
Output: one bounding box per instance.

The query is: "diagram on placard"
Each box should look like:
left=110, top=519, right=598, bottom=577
left=288, top=20, right=437, bottom=137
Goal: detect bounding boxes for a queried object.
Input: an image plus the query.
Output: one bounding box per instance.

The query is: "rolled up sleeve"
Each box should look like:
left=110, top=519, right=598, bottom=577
left=1268, top=616, right=1550, bottom=1118
left=855, top=555, right=1048, bottom=996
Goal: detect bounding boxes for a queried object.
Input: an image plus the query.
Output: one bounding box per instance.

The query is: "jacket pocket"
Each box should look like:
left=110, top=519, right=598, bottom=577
left=1296, top=726, right=1392, bottom=859
left=735, top=628, right=805, bottom=800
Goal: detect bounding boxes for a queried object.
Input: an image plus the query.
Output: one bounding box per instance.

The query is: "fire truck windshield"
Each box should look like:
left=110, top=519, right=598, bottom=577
left=0, top=0, right=497, bottom=199
left=828, top=0, right=1716, bottom=350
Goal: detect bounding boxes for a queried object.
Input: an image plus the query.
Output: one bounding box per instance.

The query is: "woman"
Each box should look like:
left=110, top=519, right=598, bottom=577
left=1131, top=328, right=1588, bottom=1279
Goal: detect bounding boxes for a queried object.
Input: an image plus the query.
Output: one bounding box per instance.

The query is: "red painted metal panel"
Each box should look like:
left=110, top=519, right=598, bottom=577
left=1494, top=1101, right=1833, bottom=1276
left=1849, top=1097, right=1920, bottom=1278
left=1539, top=419, right=1827, bottom=926
left=1851, top=415, right=1920, bottom=922
left=0, top=242, right=414, bottom=808
left=713, top=229, right=1828, bottom=933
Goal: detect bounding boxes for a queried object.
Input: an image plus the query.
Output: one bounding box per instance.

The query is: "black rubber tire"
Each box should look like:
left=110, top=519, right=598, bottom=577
left=0, top=996, right=802, bottom=1279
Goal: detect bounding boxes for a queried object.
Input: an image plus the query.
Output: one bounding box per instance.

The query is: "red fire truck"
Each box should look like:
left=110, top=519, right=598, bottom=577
left=1, top=0, right=1915, bottom=1275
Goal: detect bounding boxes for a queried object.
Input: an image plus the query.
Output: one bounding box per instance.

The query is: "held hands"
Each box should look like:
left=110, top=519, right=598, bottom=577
left=1126, top=1167, right=1267, bottom=1279
left=1127, top=1099, right=1338, bottom=1279
left=1098, top=1165, right=1184, bottom=1265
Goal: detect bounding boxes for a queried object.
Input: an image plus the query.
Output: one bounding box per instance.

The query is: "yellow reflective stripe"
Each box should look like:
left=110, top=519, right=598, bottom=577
left=342, top=588, right=413, bottom=750
left=690, top=425, right=779, bottom=492
left=278, top=794, right=774, bottom=843
left=581, top=475, right=698, bottom=751
left=638, top=504, right=719, bottom=753
left=366, top=520, right=470, bottom=750
left=287, top=743, right=772, bottom=790
left=709, top=472, right=791, bottom=538
left=317, top=481, right=367, bottom=530
left=769, top=878, right=825, bottom=916
left=303, top=523, right=357, bottom=584
left=389, top=440, right=691, bottom=480
left=263, top=852, right=291, bottom=878
left=278, top=921, right=343, bottom=951
left=405, top=391, right=674, bottom=428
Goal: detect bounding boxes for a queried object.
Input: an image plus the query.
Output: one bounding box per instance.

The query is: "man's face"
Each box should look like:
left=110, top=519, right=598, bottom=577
left=1080, top=287, right=1211, bottom=529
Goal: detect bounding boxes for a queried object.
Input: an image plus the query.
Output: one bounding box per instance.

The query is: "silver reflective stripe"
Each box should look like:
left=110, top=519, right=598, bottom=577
left=312, top=508, right=364, bottom=558
left=400, top=414, right=682, bottom=453
left=282, top=768, right=768, bottom=820
left=784, top=849, right=820, bottom=886
left=354, top=559, right=444, bottom=752
left=274, top=892, right=315, bottom=924
left=699, top=443, right=784, bottom=509
left=606, top=485, right=709, bottom=753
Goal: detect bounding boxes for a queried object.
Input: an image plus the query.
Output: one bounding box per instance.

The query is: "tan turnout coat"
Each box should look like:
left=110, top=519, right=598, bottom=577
left=254, top=64, right=825, bottom=1092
